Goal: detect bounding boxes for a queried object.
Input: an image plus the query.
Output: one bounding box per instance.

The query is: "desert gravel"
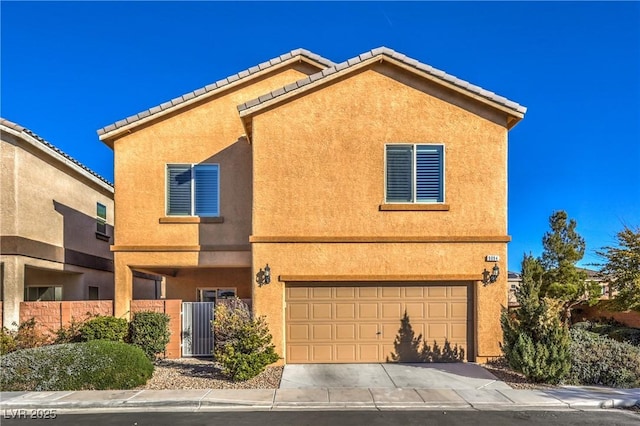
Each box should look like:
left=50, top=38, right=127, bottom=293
left=140, top=358, right=283, bottom=390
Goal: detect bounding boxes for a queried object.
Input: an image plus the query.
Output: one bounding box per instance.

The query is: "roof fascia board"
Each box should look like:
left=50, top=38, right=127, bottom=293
left=240, top=54, right=524, bottom=123
left=98, top=55, right=329, bottom=144
left=1, top=124, right=114, bottom=194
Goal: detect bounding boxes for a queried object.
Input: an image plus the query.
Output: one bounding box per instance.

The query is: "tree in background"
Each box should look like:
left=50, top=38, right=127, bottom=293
left=597, top=226, right=640, bottom=311
left=501, top=254, right=571, bottom=383
left=539, top=211, right=600, bottom=323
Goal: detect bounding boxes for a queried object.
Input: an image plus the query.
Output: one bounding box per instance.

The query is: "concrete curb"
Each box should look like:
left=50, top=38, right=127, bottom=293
left=1, top=388, right=638, bottom=413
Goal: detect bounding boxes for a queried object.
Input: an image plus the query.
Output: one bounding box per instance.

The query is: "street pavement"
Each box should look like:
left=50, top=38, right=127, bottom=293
left=0, top=362, right=638, bottom=413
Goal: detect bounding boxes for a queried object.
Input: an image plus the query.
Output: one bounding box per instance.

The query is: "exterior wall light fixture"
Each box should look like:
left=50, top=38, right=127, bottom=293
left=482, top=263, right=500, bottom=286
left=256, top=264, right=271, bottom=287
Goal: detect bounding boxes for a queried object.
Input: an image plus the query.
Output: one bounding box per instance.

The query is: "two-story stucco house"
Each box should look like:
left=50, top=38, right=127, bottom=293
left=98, top=47, right=526, bottom=363
left=1, top=118, right=117, bottom=327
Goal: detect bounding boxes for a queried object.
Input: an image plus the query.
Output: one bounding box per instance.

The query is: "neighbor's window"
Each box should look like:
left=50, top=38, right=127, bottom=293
left=25, top=286, right=62, bottom=301
left=88, top=286, right=99, bottom=300
left=196, top=288, right=236, bottom=303
left=385, top=144, right=444, bottom=203
left=96, top=202, right=107, bottom=235
left=167, top=164, right=219, bottom=216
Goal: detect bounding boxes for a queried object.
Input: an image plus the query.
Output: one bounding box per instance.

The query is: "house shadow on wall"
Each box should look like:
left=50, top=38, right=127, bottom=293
left=386, top=311, right=466, bottom=363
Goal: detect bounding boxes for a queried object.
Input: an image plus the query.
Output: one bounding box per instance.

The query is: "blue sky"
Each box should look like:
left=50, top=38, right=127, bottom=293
left=2, top=2, right=639, bottom=272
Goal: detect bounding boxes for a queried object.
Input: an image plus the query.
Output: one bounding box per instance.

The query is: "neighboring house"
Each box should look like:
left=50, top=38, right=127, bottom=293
left=507, top=267, right=612, bottom=308
left=1, top=118, right=115, bottom=328
left=0, top=118, right=159, bottom=328
left=98, top=47, right=526, bottom=363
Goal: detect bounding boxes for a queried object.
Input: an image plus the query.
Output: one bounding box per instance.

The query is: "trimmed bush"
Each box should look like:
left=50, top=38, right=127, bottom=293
left=79, top=316, right=128, bottom=342
left=501, top=255, right=571, bottom=384
left=0, top=341, right=153, bottom=391
left=129, top=311, right=171, bottom=360
left=569, top=328, right=640, bottom=388
left=606, top=327, right=640, bottom=347
left=213, top=299, right=280, bottom=381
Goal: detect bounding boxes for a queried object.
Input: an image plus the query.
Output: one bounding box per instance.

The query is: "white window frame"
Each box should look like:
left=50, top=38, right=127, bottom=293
left=96, top=202, right=108, bottom=235
left=166, top=163, right=220, bottom=217
left=384, top=143, right=446, bottom=204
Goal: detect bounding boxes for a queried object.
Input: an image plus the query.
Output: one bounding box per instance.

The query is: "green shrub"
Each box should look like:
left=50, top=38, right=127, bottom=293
left=213, top=299, right=280, bottom=381
left=607, top=327, right=640, bottom=347
left=0, top=328, right=17, bottom=355
left=501, top=255, right=571, bottom=384
left=0, top=318, right=50, bottom=354
left=569, top=328, right=640, bottom=388
left=79, top=316, right=128, bottom=342
left=128, top=311, right=171, bottom=360
left=0, top=340, right=153, bottom=391
left=52, top=317, right=86, bottom=344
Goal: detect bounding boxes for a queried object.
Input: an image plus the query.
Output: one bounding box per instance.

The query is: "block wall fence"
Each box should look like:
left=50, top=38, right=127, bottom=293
left=13, top=300, right=182, bottom=359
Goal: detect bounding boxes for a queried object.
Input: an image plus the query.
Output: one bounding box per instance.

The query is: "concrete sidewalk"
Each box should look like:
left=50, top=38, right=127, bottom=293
left=1, top=387, right=638, bottom=412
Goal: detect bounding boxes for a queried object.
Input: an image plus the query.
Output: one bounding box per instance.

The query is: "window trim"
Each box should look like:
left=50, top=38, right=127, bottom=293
left=384, top=143, right=445, bottom=204
left=166, top=163, right=220, bottom=217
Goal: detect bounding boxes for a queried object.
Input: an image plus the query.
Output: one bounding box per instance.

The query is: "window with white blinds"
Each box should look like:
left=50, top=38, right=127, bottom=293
left=385, top=144, right=444, bottom=203
left=167, top=164, right=219, bottom=216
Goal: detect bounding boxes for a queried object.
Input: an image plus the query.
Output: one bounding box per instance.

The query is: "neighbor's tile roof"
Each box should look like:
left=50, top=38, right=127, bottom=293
left=1, top=117, right=113, bottom=188
left=97, top=49, right=335, bottom=137
left=238, top=46, right=527, bottom=115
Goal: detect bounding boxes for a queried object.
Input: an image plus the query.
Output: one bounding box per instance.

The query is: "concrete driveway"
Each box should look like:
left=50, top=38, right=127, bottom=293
left=279, top=363, right=511, bottom=390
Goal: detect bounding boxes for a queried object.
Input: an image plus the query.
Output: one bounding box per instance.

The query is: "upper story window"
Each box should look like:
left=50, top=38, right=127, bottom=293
left=96, top=202, right=107, bottom=234
left=167, top=164, right=219, bottom=216
left=385, top=144, right=444, bottom=203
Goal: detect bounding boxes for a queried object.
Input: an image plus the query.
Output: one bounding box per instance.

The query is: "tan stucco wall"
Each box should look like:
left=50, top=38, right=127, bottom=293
left=108, top=65, right=322, bottom=318
left=1, top=136, right=114, bottom=255
left=110, top=67, right=315, bottom=249
left=249, top=64, right=512, bottom=361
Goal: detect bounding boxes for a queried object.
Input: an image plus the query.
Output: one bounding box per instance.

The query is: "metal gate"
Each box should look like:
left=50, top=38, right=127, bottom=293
left=181, top=302, right=215, bottom=357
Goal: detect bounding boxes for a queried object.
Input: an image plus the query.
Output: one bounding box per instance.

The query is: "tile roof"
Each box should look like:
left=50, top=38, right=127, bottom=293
left=238, top=46, right=527, bottom=116
left=97, top=49, right=335, bottom=138
left=1, top=117, right=113, bottom=188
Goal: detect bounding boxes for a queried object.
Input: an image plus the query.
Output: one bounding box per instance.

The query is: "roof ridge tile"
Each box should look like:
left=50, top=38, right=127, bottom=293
left=1, top=117, right=113, bottom=187
left=98, top=48, right=335, bottom=136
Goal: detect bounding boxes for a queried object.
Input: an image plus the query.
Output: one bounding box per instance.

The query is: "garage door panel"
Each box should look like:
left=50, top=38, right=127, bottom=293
left=359, top=324, right=379, bottom=339
left=359, top=344, right=379, bottom=362
left=382, top=287, right=401, bottom=298
left=288, top=345, right=310, bottom=363
left=335, top=287, right=355, bottom=298
left=427, top=287, right=447, bottom=298
left=336, top=324, right=356, bottom=340
left=359, top=303, right=378, bottom=318
left=336, top=345, right=356, bottom=361
left=312, top=287, right=332, bottom=298
left=286, top=283, right=470, bottom=363
left=335, top=303, right=356, bottom=319
left=451, top=323, right=467, bottom=340
left=450, top=286, right=467, bottom=297
left=426, top=323, right=448, bottom=340
left=451, top=302, right=467, bottom=319
left=381, top=302, right=402, bottom=319
left=288, top=324, right=309, bottom=341
left=312, top=303, right=332, bottom=319
left=288, top=303, right=309, bottom=320
left=405, top=302, right=425, bottom=319
left=312, top=324, right=332, bottom=340
left=358, top=287, right=378, bottom=298
left=428, top=303, right=448, bottom=318
left=312, top=345, right=333, bottom=362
